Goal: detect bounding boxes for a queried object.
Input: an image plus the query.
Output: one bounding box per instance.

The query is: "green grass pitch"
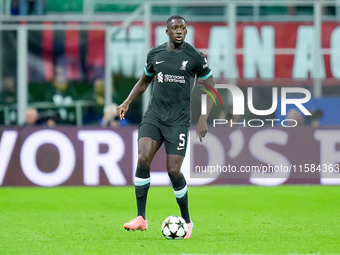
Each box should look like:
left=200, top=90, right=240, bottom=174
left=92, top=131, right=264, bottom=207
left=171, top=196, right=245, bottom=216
left=1, top=185, right=340, bottom=254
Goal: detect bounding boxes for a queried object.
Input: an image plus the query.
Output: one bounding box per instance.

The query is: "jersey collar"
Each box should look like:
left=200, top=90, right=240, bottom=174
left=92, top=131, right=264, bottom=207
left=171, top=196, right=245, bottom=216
left=166, top=41, right=187, bottom=53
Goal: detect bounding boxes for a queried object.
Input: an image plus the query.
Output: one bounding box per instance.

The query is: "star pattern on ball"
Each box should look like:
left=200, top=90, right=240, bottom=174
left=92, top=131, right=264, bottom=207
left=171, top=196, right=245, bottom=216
left=164, top=221, right=170, bottom=229
left=170, top=230, right=178, bottom=239
left=162, top=216, right=187, bottom=239
left=178, top=221, right=185, bottom=229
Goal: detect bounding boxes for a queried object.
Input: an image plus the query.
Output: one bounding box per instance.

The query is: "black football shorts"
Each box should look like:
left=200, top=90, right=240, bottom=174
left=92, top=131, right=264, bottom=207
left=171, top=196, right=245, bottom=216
left=138, top=122, right=189, bottom=156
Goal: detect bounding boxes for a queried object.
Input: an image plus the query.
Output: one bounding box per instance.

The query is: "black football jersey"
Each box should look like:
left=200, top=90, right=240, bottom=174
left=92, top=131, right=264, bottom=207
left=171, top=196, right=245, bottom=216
left=142, top=42, right=212, bottom=126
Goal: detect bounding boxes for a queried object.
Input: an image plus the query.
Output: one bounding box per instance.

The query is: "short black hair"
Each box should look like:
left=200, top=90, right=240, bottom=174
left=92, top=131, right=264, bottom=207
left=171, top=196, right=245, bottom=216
left=167, top=15, right=186, bottom=24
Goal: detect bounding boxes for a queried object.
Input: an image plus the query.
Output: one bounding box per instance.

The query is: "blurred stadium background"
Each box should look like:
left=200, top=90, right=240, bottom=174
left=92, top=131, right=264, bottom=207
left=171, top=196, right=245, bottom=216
left=0, top=0, right=340, bottom=186
left=1, top=1, right=340, bottom=254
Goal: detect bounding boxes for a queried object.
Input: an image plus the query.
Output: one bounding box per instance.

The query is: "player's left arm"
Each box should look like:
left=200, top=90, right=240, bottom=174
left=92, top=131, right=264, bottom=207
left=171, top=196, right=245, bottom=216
left=193, top=49, right=217, bottom=142
left=196, top=75, right=216, bottom=142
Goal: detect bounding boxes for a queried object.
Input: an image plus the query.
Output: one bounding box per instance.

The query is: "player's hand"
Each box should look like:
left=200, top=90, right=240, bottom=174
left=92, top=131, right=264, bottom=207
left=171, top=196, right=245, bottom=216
left=196, top=115, right=208, bottom=142
left=117, top=102, right=129, bottom=120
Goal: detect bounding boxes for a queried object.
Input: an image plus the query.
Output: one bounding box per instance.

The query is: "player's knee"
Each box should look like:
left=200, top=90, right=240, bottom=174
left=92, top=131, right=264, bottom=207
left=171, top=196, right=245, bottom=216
left=138, top=154, right=152, bottom=168
left=167, top=168, right=181, bottom=179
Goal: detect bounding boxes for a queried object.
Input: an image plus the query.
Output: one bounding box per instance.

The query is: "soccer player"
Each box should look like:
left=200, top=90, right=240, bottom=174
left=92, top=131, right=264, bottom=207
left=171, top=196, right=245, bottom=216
left=117, top=15, right=216, bottom=239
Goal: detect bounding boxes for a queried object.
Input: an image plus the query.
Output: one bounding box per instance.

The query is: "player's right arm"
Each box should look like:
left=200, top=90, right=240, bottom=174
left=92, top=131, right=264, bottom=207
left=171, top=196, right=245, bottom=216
left=117, top=72, right=154, bottom=120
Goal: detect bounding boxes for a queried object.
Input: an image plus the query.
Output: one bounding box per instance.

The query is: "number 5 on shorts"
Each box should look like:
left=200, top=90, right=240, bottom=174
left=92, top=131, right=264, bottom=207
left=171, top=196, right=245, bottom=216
left=177, top=133, right=186, bottom=151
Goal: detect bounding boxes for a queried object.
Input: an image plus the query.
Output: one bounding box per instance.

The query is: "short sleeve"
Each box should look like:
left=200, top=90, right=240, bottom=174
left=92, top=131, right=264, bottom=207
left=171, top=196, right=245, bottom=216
left=195, top=51, right=212, bottom=80
left=144, top=50, right=155, bottom=77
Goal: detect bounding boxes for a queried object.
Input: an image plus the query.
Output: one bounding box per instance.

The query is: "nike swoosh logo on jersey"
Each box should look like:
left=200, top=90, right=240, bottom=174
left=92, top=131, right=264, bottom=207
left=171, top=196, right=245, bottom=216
left=156, top=61, right=164, bottom=64
left=177, top=147, right=185, bottom=150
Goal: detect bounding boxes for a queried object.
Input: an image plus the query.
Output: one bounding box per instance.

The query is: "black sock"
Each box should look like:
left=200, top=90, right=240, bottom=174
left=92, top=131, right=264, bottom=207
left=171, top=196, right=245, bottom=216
left=170, top=173, right=190, bottom=223
left=135, top=165, right=150, bottom=220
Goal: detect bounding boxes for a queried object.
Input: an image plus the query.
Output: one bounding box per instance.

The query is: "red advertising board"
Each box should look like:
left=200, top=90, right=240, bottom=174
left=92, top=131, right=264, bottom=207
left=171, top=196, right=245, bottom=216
left=28, top=21, right=340, bottom=83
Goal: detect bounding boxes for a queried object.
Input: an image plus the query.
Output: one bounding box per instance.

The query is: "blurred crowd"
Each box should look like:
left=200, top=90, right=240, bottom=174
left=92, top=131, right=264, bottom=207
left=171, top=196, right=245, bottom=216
left=0, top=65, right=129, bottom=127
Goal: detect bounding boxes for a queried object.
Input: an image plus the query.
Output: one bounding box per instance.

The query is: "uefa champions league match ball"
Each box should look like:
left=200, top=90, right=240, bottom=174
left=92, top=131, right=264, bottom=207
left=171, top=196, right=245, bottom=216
left=161, top=215, right=188, bottom=239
